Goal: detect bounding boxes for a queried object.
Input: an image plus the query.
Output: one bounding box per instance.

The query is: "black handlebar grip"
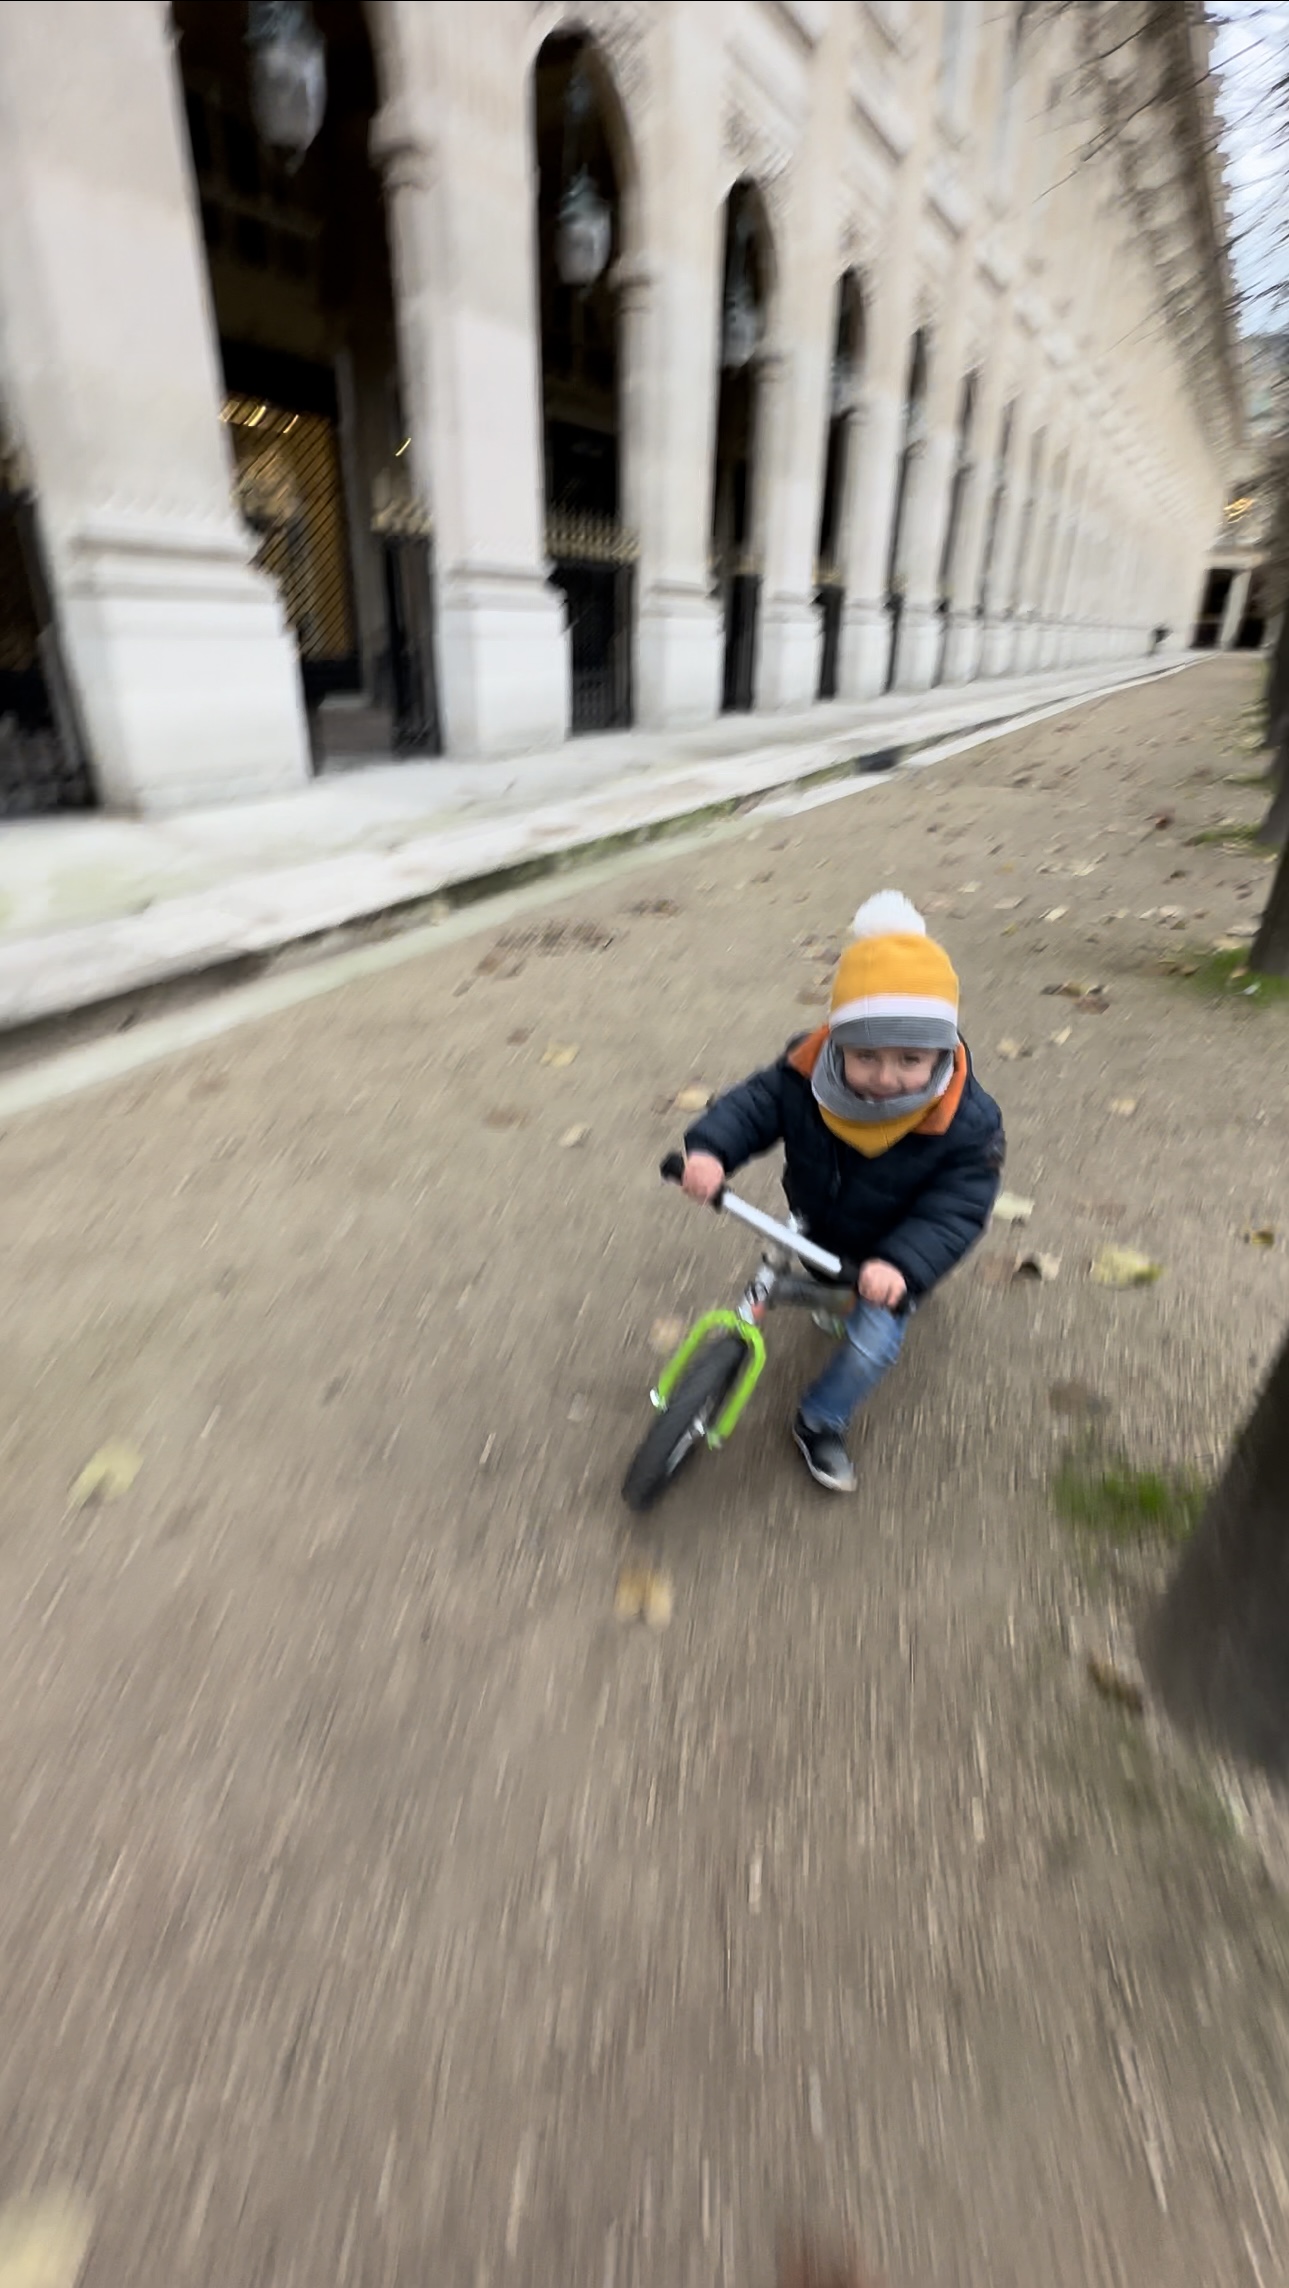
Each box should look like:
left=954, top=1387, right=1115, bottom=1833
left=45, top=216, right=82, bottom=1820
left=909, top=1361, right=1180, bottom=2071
left=660, top=1152, right=686, bottom=1184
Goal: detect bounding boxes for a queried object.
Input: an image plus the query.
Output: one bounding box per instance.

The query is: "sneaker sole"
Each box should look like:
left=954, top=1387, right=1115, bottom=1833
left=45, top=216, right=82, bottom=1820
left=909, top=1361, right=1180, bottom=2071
left=792, top=1425, right=857, bottom=1494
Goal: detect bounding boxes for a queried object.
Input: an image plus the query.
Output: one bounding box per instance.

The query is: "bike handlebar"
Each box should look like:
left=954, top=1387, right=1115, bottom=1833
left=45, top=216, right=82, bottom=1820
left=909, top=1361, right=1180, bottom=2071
left=660, top=1152, right=858, bottom=1286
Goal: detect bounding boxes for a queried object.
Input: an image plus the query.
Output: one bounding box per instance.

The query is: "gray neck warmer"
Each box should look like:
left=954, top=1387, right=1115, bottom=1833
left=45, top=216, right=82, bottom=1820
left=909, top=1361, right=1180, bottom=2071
left=811, top=1034, right=956, bottom=1128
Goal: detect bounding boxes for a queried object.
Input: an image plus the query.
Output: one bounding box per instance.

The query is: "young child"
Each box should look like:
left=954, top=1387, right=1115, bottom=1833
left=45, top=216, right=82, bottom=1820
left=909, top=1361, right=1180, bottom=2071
left=681, top=891, right=1004, bottom=1492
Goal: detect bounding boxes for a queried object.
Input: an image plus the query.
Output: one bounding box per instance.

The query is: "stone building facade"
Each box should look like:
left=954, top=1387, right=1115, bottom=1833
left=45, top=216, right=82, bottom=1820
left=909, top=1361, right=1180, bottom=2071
left=0, top=0, right=1239, bottom=817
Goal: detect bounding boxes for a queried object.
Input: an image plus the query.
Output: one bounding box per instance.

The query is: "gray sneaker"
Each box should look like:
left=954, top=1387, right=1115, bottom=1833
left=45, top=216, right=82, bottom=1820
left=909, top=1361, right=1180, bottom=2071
left=792, top=1413, right=857, bottom=1494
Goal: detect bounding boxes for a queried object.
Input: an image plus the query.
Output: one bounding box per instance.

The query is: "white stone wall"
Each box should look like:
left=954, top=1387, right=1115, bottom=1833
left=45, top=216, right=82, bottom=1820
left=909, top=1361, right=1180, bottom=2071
left=0, top=0, right=1239, bottom=813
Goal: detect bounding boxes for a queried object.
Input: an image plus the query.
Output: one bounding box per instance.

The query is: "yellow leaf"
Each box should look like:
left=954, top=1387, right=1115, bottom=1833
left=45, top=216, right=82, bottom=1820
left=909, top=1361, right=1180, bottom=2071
left=540, top=1043, right=579, bottom=1068
left=615, top=1566, right=673, bottom=1628
left=559, top=1124, right=589, bottom=1148
left=649, top=1316, right=686, bottom=1356
left=69, top=1442, right=142, bottom=1510
left=1091, top=1245, right=1163, bottom=1289
left=1050, top=1027, right=1073, bottom=1046
left=1243, top=1226, right=1276, bottom=1248
left=0, top=2192, right=93, bottom=2288
left=673, top=1085, right=710, bottom=1112
left=1109, top=1098, right=1138, bottom=1117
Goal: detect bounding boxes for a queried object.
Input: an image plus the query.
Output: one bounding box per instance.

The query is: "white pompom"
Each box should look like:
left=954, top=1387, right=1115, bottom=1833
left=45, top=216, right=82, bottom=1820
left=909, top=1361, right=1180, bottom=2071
left=851, top=890, right=927, bottom=940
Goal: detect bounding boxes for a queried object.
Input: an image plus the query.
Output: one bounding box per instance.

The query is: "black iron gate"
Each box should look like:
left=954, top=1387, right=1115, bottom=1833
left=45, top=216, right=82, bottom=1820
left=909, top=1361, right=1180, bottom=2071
left=546, top=513, right=635, bottom=734
left=0, top=468, right=93, bottom=818
left=381, top=532, right=442, bottom=754
left=721, top=570, right=761, bottom=713
left=815, top=578, right=844, bottom=701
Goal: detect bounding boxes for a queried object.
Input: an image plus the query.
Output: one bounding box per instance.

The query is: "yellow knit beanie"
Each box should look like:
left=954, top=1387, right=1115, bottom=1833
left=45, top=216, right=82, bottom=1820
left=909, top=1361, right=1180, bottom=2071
left=828, top=891, right=960, bottom=1052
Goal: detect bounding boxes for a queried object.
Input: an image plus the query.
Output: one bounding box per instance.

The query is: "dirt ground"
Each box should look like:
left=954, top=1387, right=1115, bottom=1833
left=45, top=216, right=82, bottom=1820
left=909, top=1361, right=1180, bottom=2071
left=0, top=653, right=1287, bottom=2288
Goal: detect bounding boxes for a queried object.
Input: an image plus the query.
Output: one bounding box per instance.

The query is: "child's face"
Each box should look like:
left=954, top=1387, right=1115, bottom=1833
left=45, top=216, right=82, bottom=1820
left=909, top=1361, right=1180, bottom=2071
left=841, top=1045, right=940, bottom=1100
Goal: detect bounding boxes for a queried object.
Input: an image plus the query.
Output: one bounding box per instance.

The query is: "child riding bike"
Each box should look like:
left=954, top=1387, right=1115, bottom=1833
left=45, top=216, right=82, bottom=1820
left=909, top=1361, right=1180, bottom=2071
left=678, top=891, right=1005, bottom=1492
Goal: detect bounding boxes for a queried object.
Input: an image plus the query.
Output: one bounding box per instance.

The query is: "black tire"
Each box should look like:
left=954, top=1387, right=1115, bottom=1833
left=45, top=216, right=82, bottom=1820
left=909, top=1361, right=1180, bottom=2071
left=621, top=1334, right=747, bottom=1514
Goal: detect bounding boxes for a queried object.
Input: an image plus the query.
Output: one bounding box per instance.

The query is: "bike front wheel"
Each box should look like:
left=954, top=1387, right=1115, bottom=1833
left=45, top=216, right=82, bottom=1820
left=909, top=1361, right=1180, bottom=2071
left=621, top=1334, right=748, bottom=1514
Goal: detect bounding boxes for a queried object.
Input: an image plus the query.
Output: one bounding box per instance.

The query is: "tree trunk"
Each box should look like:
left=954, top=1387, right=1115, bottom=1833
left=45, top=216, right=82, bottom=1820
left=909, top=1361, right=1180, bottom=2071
left=1139, top=1325, right=1289, bottom=1773
left=1267, top=606, right=1289, bottom=750
left=1257, top=755, right=1289, bottom=851
left=1250, top=836, right=1289, bottom=975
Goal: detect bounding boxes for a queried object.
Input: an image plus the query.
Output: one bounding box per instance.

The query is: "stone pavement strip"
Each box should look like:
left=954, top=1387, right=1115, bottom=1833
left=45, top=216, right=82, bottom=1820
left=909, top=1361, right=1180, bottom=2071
left=0, top=654, right=1189, bottom=1033
left=0, top=656, right=1286, bottom=2288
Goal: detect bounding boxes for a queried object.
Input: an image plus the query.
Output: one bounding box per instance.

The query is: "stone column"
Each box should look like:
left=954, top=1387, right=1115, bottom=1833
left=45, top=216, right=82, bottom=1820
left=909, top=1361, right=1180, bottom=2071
left=0, top=0, right=309, bottom=813
left=1015, top=435, right=1067, bottom=674
left=890, top=420, right=956, bottom=690
left=941, top=371, right=1010, bottom=686
left=1220, top=567, right=1252, bottom=648
left=755, top=3, right=853, bottom=712
left=373, top=3, right=568, bottom=759
left=837, top=382, right=906, bottom=698
left=978, top=386, right=1040, bottom=677
left=837, top=16, right=942, bottom=703
left=629, top=4, right=725, bottom=728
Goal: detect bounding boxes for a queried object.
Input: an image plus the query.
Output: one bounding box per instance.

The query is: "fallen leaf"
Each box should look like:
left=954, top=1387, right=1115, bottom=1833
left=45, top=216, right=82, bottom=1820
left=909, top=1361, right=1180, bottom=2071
left=69, top=1442, right=141, bottom=1510
left=567, top=1393, right=589, bottom=1423
left=1045, top=980, right=1101, bottom=999
left=615, top=1565, right=673, bottom=1630
left=507, top=1027, right=531, bottom=1046
left=1068, top=859, right=1101, bottom=877
left=674, top=1085, right=711, bottom=1113
left=1087, top=1652, right=1145, bottom=1714
left=1014, top=1252, right=1061, bottom=1282
left=541, top=1042, right=579, bottom=1068
left=643, top=1573, right=673, bottom=1629
left=1050, top=1026, right=1073, bottom=1045
left=992, top=1192, right=1035, bottom=1226
left=1109, top=1098, right=1138, bottom=1117
left=559, top=1124, right=590, bottom=1149
left=996, top=1038, right=1028, bottom=1061
left=1076, top=990, right=1111, bottom=1014
left=629, top=897, right=681, bottom=916
left=1091, top=1245, right=1163, bottom=1289
left=1243, top=1226, right=1276, bottom=1248
left=959, top=881, right=981, bottom=893
left=483, top=1106, right=530, bottom=1130
left=994, top=897, right=1023, bottom=911
left=649, top=1316, right=686, bottom=1355
left=0, top=2191, right=93, bottom=2288
left=1151, top=811, right=1175, bottom=830
left=1043, top=906, right=1069, bottom=922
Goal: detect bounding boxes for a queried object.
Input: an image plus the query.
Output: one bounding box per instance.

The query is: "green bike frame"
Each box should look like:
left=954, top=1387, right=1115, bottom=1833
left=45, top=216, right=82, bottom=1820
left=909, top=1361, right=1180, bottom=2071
left=651, top=1309, right=766, bottom=1449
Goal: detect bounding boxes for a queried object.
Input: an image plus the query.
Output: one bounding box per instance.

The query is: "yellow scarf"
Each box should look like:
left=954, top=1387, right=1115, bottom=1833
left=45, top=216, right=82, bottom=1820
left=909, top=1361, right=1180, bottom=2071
left=788, top=1031, right=969, bottom=1158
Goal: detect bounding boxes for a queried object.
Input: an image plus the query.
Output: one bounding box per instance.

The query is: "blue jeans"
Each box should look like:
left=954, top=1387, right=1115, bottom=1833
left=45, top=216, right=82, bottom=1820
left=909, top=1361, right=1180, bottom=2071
left=798, top=1297, right=907, bottom=1434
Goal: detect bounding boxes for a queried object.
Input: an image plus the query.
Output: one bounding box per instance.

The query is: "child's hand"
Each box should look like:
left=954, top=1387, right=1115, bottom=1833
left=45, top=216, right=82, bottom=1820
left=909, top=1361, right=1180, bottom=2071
left=857, top=1259, right=907, bottom=1309
left=681, top=1151, right=725, bottom=1204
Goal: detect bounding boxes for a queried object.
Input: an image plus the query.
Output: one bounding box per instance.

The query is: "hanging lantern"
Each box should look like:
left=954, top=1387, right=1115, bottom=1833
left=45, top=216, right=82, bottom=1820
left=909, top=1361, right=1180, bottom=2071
left=830, top=353, right=859, bottom=418
left=246, top=0, right=326, bottom=172
left=722, top=280, right=762, bottom=370
left=556, top=169, right=612, bottom=288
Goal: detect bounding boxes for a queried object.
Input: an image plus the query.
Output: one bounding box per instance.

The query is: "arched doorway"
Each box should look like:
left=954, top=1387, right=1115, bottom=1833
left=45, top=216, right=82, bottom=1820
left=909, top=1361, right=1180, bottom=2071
left=933, top=368, right=978, bottom=684
left=711, top=180, right=773, bottom=714
left=173, top=0, right=440, bottom=767
left=883, top=328, right=929, bottom=693
left=533, top=32, right=633, bottom=734
left=815, top=270, right=865, bottom=701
